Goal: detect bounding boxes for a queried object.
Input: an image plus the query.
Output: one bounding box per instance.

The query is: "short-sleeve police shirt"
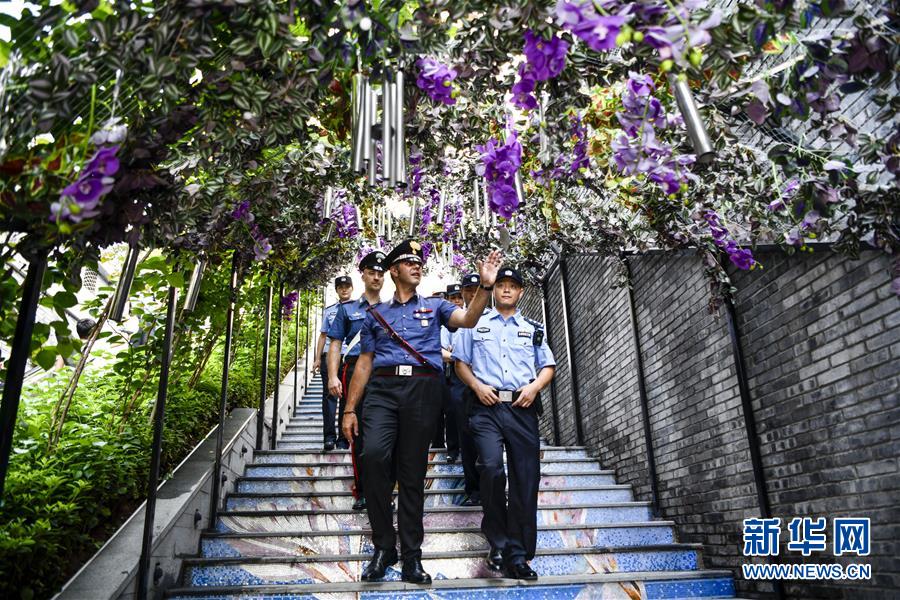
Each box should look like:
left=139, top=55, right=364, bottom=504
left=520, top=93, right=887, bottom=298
left=452, top=308, right=555, bottom=390
left=326, top=297, right=373, bottom=358
left=360, top=293, right=458, bottom=372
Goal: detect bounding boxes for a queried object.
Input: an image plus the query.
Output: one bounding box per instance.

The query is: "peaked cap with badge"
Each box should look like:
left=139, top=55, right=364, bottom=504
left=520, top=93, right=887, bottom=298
left=385, top=239, right=424, bottom=266
left=359, top=250, right=387, bottom=272
left=461, top=273, right=480, bottom=288
left=446, top=283, right=462, bottom=296
left=334, top=275, right=353, bottom=288
left=495, top=266, right=523, bottom=286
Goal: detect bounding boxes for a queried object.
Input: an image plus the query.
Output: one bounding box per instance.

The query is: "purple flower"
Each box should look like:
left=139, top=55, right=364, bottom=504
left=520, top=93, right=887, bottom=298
left=335, top=201, right=360, bottom=238
left=52, top=145, right=122, bottom=224
left=452, top=253, right=468, bottom=270
left=61, top=177, right=106, bottom=207
left=281, top=291, right=299, bottom=318
left=728, top=246, right=756, bottom=270
left=523, top=30, right=569, bottom=80
left=557, top=1, right=628, bottom=52
left=703, top=210, right=756, bottom=270
left=84, top=145, right=121, bottom=177
left=231, top=200, right=253, bottom=222
left=511, top=64, right=538, bottom=110
left=416, top=58, right=458, bottom=105
left=476, top=132, right=523, bottom=218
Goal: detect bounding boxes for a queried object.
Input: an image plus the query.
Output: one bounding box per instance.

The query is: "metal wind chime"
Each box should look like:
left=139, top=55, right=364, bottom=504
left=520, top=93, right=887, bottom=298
left=669, top=75, right=715, bottom=164
left=350, top=68, right=408, bottom=242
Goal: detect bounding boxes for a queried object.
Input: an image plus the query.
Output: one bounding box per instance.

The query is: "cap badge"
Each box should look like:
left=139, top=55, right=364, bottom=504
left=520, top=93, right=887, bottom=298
left=409, top=241, right=421, bottom=252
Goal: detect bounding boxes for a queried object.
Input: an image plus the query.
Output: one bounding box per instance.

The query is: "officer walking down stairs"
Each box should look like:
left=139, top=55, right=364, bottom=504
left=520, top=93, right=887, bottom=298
left=453, top=266, right=556, bottom=581
left=341, top=239, right=502, bottom=584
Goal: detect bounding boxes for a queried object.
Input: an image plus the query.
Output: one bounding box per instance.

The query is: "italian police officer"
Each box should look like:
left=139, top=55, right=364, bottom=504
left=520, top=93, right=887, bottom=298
left=453, top=266, right=556, bottom=581
left=341, top=239, right=502, bottom=584
left=325, top=251, right=386, bottom=512
left=314, top=276, right=354, bottom=451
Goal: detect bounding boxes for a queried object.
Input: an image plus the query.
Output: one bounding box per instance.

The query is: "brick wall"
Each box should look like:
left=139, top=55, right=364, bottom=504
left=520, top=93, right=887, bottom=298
left=532, top=248, right=899, bottom=598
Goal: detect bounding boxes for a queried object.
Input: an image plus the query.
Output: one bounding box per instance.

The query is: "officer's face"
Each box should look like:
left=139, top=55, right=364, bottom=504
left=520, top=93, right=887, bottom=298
left=335, top=283, right=354, bottom=300
left=462, top=286, right=476, bottom=306
left=391, top=260, right=421, bottom=286
left=448, top=293, right=464, bottom=308
left=361, top=268, right=384, bottom=291
left=493, top=278, right=523, bottom=308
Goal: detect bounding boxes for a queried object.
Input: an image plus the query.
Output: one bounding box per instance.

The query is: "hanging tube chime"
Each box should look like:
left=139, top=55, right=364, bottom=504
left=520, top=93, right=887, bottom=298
left=183, top=256, right=207, bottom=313
left=669, top=75, right=715, bottom=164
left=408, top=198, right=417, bottom=237
left=351, top=74, right=369, bottom=173
left=110, top=239, right=140, bottom=323
left=367, top=86, right=379, bottom=186
left=393, top=70, right=407, bottom=187
left=382, top=71, right=394, bottom=186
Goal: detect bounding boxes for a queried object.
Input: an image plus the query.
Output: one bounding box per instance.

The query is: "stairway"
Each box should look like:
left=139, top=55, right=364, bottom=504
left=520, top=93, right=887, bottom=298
left=167, top=376, right=738, bottom=599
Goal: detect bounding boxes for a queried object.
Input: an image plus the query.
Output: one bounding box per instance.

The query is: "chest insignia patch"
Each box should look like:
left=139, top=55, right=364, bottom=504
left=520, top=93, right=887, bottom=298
left=477, top=327, right=490, bottom=333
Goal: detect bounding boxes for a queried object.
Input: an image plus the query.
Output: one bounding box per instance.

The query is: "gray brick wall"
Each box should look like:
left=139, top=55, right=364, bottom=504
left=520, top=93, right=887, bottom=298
left=534, top=248, right=899, bottom=598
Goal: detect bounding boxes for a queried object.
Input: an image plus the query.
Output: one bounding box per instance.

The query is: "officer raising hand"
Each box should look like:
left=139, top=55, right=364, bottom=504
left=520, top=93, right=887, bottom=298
left=339, top=239, right=501, bottom=585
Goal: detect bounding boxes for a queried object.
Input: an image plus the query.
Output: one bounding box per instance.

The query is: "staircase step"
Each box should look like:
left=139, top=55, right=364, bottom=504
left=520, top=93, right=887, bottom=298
left=268, top=448, right=594, bottom=460
left=236, top=472, right=618, bottom=494
left=167, top=571, right=737, bottom=598
left=225, top=486, right=633, bottom=511
left=243, top=462, right=612, bottom=480
left=216, top=503, right=655, bottom=533
left=251, top=455, right=606, bottom=471
left=206, top=521, right=678, bottom=556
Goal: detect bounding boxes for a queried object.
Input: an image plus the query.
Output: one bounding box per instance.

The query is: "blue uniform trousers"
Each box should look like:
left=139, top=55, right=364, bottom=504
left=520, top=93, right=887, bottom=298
left=468, top=393, right=540, bottom=565
left=320, top=353, right=339, bottom=446
left=449, top=376, right=479, bottom=496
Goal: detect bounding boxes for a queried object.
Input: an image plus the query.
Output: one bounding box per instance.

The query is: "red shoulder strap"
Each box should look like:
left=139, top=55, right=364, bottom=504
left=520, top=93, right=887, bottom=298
left=367, top=305, right=435, bottom=370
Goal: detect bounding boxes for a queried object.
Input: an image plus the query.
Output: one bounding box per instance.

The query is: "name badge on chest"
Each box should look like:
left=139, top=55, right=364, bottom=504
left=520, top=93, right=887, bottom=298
left=421, top=319, right=429, bottom=327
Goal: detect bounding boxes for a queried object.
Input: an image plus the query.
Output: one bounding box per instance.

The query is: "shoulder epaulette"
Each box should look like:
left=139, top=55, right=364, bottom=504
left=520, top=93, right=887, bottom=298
left=524, top=316, right=544, bottom=330
left=339, top=299, right=355, bottom=305
left=325, top=302, right=337, bottom=309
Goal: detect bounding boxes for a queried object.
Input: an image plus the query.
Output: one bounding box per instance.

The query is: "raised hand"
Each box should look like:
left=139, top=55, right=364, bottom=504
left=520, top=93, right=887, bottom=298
left=476, top=250, right=503, bottom=287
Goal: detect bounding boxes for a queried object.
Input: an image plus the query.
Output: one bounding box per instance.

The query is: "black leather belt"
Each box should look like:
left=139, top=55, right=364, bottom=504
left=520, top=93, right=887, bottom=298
left=373, top=366, right=439, bottom=377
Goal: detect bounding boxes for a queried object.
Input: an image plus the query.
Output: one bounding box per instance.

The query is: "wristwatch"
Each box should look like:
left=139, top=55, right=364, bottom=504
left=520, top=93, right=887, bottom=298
left=480, top=284, right=494, bottom=291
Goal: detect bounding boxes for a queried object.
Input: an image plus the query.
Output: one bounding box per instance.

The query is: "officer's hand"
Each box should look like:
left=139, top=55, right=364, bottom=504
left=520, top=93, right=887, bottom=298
left=342, top=412, right=358, bottom=440
left=312, top=359, right=321, bottom=374
left=475, top=382, right=500, bottom=406
left=328, top=376, right=342, bottom=398
left=476, top=250, right=503, bottom=287
left=513, top=383, right=538, bottom=408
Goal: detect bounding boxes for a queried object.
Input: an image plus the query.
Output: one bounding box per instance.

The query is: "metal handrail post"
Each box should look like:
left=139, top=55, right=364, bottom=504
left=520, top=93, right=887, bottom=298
left=271, top=282, right=284, bottom=450
left=558, top=252, right=585, bottom=445
left=539, top=278, right=561, bottom=446
left=255, top=284, right=273, bottom=450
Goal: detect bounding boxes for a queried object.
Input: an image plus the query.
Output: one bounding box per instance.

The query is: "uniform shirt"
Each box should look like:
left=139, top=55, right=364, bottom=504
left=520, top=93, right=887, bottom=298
left=440, top=326, right=453, bottom=351
left=327, top=296, right=375, bottom=358
left=452, top=308, right=556, bottom=391
left=360, top=292, right=459, bottom=372
left=321, top=303, right=348, bottom=354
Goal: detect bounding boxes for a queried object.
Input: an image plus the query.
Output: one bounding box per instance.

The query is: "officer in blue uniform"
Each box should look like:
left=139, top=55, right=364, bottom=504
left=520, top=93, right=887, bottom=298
left=341, top=239, right=502, bottom=584
left=453, top=266, right=556, bottom=581
left=314, top=276, right=353, bottom=451
left=440, top=284, right=464, bottom=463
left=325, top=251, right=386, bottom=511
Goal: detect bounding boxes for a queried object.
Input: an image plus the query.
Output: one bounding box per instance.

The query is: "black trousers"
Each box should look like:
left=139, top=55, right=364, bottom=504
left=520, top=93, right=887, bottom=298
left=321, top=353, right=338, bottom=444
left=337, top=359, right=365, bottom=497
left=449, top=378, right=479, bottom=496
left=361, top=374, right=442, bottom=560
left=468, top=392, right=540, bottom=565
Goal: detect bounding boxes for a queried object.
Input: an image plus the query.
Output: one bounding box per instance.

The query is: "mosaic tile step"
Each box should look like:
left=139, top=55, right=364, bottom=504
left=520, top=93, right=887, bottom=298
left=214, top=504, right=654, bottom=535
left=166, top=571, right=736, bottom=599
left=277, top=442, right=335, bottom=450
left=225, top=487, right=634, bottom=511
left=269, top=448, right=592, bottom=461
left=207, top=523, right=678, bottom=556
left=185, top=546, right=702, bottom=586
left=248, top=461, right=609, bottom=478
left=237, top=472, right=617, bottom=493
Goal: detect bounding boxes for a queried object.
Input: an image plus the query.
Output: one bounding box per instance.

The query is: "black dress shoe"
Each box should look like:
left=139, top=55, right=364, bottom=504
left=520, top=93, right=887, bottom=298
left=460, top=494, right=481, bottom=507
left=446, top=453, right=458, bottom=463
left=360, top=548, right=397, bottom=581
left=352, top=497, right=367, bottom=511
left=503, top=562, right=538, bottom=581
left=486, top=547, right=504, bottom=572
left=336, top=440, right=349, bottom=450
left=323, top=441, right=335, bottom=451
left=401, top=558, right=432, bottom=584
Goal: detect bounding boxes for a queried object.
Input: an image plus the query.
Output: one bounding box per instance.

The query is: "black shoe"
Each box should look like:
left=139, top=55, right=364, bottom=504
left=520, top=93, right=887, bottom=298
left=360, top=548, right=398, bottom=581
left=352, top=497, right=366, bottom=511
left=503, top=562, right=538, bottom=581
left=446, top=453, right=458, bottom=463
left=336, top=440, right=349, bottom=450
left=323, top=441, right=335, bottom=451
left=460, top=494, right=481, bottom=507
left=486, top=547, right=504, bottom=572
left=401, top=558, right=432, bottom=584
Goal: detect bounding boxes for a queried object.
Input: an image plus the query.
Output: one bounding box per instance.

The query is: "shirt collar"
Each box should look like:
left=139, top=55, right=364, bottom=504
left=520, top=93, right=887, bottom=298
left=390, top=291, right=420, bottom=306
left=488, top=308, right=521, bottom=325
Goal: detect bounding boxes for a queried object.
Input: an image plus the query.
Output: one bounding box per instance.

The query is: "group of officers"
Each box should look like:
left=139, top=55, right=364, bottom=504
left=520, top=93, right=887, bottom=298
left=311, top=239, right=556, bottom=584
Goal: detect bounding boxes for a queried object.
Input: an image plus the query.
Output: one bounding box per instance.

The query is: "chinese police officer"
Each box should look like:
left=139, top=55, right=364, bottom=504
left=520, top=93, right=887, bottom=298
left=314, top=275, right=353, bottom=451
left=453, top=266, right=556, bottom=581
left=325, top=251, right=386, bottom=511
left=341, top=239, right=502, bottom=584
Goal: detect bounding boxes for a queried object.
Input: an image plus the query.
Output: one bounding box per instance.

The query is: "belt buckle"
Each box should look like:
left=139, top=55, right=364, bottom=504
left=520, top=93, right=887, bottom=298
left=499, top=390, right=513, bottom=403
left=397, top=365, right=413, bottom=377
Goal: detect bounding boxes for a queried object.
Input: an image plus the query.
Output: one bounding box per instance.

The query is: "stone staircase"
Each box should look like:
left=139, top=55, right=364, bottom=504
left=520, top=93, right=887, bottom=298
left=167, top=376, right=738, bottom=599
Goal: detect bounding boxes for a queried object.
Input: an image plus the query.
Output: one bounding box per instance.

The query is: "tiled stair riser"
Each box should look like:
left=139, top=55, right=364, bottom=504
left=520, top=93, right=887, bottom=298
left=205, top=525, right=675, bottom=557
left=236, top=473, right=617, bottom=493
left=225, top=487, right=633, bottom=511
left=214, top=505, right=654, bottom=536
left=186, top=549, right=699, bottom=586
left=271, top=449, right=591, bottom=461
left=244, top=461, right=608, bottom=476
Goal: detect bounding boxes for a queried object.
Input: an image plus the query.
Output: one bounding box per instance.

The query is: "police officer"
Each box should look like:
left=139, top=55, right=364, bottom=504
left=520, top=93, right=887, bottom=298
left=453, top=266, right=556, bottom=581
left=440, top=284, right=465, bottom=463
left=326, top=251, right=386, bottom=511
left=341, top=239, right=502, bottom=584
left=314, top=276, right=354, bottom=451
left=450, top=273, right=486, bottom=507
